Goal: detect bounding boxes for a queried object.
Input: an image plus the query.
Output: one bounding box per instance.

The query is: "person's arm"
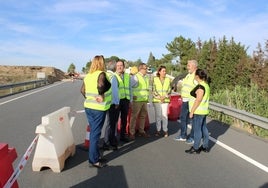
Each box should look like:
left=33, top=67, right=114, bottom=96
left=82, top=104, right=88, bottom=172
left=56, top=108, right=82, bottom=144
left=130, top=75, right=138, bottom=101
left=152, top=79, right=161, bottom=99
left=189, top=88, right=204, bottom=118
left=80, top=82, right=86, bottom=98
left=129, top=75, right=133, bottom=103
left=111, top=76, right=120, bottom=105
left=97, top=72, right=111, bottom=95
left=131, top=75, right=138, bottom=87
left=95, top=72, right=111, bottom=103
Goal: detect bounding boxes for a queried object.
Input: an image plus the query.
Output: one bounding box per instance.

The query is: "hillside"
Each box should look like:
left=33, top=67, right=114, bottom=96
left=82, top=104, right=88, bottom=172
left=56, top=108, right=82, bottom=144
left=0, top=65, right=67, bottom=85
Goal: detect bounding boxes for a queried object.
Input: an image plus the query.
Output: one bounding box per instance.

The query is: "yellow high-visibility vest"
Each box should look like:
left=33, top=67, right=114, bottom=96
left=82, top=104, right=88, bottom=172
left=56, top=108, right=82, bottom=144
left=189, top=81, right=210, bottom=115
left=153, top=77, right=171, bottom=103
left=114, top=73, right=130, bottom=100
left=83, top=71, right=111, bottom=111
left=181, top=73, right=196, bottom=99
left=132, top=73, right=149, bottom=102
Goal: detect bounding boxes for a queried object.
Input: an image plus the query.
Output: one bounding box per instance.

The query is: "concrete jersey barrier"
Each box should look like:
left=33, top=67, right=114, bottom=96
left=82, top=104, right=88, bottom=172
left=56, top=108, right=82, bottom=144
left=32, top=107, right=75, bottom=173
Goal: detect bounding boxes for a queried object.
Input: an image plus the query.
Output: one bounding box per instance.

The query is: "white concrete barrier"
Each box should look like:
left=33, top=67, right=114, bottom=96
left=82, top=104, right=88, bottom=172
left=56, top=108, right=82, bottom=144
left=32, top=107, right=75, bottom=173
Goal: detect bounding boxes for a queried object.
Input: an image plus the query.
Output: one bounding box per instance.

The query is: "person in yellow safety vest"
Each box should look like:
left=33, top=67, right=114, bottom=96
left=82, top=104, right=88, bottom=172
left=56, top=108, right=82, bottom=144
left=185, top=69, right=210, bottom=154
left=174, top=60, right=198, bottom=144
left=102, top=60, right=118, bottom=151
left=129, top=63, right=150, bottom=140
left=114, top=61, right=132, bottom=143
left=152, top=65, right=171, bottom=138
left=80, top=55, right=111, bottom=168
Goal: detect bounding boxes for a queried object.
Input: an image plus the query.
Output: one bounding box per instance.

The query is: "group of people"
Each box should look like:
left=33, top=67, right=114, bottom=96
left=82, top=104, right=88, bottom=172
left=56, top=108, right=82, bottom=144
left=80, top=55, right=210, bottom=168
left=174, top=60, right=210, bottom=154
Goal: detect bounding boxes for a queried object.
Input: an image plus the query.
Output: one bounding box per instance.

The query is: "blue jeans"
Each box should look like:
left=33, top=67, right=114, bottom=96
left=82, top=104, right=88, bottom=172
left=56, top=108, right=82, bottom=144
left=85, top=108, right=107, bottom=164
left=193, top=114, right=209, bottom=150
left=179, top=101, right=193, bottom=139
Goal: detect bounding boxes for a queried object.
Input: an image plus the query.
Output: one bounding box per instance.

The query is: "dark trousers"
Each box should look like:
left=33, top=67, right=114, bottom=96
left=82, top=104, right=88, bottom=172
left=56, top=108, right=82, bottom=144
left=119, top=98, right=130, bottom=138
left=85, top=108, right=106, bottom=164
left=105, top=104, right=120, bottom=146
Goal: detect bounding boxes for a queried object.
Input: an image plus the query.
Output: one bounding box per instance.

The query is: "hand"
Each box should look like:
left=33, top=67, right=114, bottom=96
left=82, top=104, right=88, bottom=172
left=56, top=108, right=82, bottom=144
left=160, top=96, right=165, bottom=103
left=189, top=113, right=194, bottom=119
left=95, top=95, right=104, bottom=103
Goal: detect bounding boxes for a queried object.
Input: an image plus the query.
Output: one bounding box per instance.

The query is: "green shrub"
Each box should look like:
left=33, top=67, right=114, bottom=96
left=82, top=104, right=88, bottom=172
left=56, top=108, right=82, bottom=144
left=210, top=83, right=268, bottom=139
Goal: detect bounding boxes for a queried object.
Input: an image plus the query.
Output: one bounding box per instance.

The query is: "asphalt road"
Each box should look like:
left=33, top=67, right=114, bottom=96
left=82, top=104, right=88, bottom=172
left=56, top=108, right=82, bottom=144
left=0, top=80, right=267, bottom=188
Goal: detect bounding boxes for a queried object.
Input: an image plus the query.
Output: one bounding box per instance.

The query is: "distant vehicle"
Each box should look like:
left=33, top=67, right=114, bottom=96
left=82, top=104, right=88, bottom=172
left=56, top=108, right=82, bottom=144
left=147, top=68, right=153, bottom=74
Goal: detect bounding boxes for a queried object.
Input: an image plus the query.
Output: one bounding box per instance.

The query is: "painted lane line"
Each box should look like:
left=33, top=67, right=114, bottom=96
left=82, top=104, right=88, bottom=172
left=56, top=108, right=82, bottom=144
left=75, top=110, right=85, bottom=113
left=0, top=82, right=64, bottom=106
left=209, top=136, right=268, bottom=173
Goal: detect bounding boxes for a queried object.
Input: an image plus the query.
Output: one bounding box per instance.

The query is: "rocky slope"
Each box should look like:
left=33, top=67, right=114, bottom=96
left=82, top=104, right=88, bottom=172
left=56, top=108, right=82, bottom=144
left=0, top=65, right=67, bottom=85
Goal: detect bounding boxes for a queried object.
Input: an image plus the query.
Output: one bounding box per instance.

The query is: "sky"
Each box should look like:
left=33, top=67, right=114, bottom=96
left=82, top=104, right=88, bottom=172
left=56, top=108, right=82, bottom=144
left=0, top=0, right=267, bottom=72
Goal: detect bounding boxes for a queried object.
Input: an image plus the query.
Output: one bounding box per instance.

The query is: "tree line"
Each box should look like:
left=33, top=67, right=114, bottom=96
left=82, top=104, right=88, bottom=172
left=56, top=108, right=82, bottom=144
left=68, top=35, right=268, bottom=138
left=69, top=35, right=267, bottom=95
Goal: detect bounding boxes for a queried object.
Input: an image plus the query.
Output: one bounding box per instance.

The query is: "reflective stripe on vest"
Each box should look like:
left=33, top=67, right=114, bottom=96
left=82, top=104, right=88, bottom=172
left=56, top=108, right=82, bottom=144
left=181, top=73, right=196, bottom=99
left=189, top=81, right=210, bottom=115
left=153, top=77, right=170, bottom=103
left=132, top=73, right=149, bottom=102
left=115, top=73, right=130, bottom=100
left=83, top=71, right=111, bottom=111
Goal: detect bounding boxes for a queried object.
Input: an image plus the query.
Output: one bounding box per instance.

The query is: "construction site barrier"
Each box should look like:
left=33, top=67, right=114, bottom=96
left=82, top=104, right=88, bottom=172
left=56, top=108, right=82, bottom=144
left=118, top=105, right=150, bottom=134
left=32, top=107, right=75, bottom=173
left=3, top=136, right=38, bottom=188
left=168, top=95, right=182, bottom=121
left=0, top=143, right=18, bottom=188
left=83, top=125, right=90, bottom=150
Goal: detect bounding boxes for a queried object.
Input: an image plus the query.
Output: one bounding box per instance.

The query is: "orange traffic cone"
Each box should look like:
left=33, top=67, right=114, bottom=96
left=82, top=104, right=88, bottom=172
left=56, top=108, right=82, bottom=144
left=84, top=125, right=90, bottom=149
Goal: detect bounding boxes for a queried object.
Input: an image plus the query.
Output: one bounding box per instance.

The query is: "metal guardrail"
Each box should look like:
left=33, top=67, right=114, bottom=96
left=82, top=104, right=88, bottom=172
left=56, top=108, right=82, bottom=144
left=1, top=79, right=267, bottom=130
left=0, top=79, right=48, bottom=97
left=209, top=101, right=268, bottom=130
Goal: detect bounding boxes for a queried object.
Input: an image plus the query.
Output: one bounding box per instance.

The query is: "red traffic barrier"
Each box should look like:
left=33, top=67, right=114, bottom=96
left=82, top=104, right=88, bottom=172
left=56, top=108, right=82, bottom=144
left=0, top=143, right=19, bottom=188
left=84, top=125, right=90, bottom=149
left=168, top=95, right=182, bottom=121
left=118, top=107, right=150, bottom=134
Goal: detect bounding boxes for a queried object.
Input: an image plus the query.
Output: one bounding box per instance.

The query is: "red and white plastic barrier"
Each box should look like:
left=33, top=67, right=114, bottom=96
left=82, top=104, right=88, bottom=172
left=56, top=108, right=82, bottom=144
left=3, top=135, right=39, bottom=188
left=84, top=125, right=90, bottom=149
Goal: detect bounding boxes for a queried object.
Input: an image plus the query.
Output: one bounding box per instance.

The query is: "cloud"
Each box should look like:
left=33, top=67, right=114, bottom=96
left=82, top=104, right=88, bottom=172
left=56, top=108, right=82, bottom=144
left=1, top=0, right=268, bottom=72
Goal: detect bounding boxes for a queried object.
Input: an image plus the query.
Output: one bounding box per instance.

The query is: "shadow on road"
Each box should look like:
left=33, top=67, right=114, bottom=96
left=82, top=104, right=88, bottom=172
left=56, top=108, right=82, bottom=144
left=70, top=165, right=127, bottom=188
left=207, top=119, right=230, bottom=149
left=68, top=120, right=180, bottom=187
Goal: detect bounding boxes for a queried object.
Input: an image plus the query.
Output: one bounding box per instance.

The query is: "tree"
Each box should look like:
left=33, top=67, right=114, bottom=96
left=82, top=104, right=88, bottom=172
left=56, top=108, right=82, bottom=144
left=251, top=40, right=268, bottom=92
left=67, top=63, right=76, bottom=73
left=165, top=36, right=197, bottom=73
left=207, top=36, right=249, bottom=92
left=147, top=52, right=156, bottom=68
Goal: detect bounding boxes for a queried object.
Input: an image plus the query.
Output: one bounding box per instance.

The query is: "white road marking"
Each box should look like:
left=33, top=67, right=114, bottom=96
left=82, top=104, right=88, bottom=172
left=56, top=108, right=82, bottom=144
left=75, top=110, right=85, bottom=113
left=209, top=136, right=268, bottom=173
left=0, top=82, right=64, bottom=106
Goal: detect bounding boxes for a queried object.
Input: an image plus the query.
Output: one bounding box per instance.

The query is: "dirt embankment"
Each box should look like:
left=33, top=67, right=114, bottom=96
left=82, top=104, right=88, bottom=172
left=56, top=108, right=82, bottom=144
left=0, top=65, right=67, bottom=85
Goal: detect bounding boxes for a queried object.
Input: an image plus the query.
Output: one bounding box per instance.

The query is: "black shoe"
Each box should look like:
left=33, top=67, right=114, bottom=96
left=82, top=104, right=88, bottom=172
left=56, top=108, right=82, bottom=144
left=110, top=145, right=118, bottom=151
left=90, top=161, right=107, bottom=168
left=185, top=146, right=200, bottom=154
left=199, top=146, right=209, bottom=153
left=120, top=137, right=130, bottom=143
left=102, top=143, right=110, bottom=151
left=98, top=158, right=108, bottom=162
